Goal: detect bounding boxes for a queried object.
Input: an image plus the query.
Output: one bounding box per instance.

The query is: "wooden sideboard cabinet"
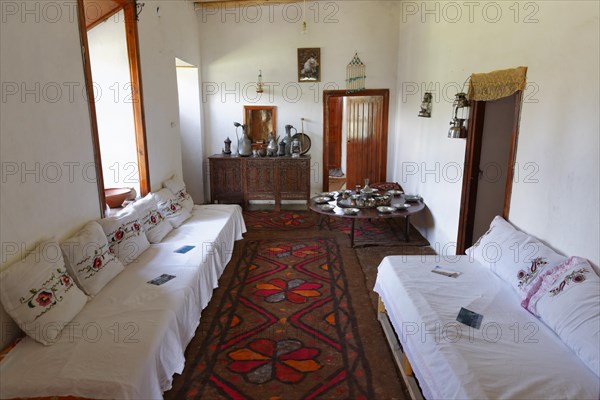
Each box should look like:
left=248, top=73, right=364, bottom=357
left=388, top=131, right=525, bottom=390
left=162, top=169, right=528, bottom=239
left=208, top=155, right=244, bottom=205
left=209, top=155, right=310, bottom=211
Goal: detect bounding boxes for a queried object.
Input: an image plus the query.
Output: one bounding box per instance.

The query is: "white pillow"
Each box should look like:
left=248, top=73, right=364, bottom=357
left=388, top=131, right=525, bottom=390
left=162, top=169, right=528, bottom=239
left=0, top=241, right=88, bottom=345
left=152, top=188, right=192, bottom=228
left=467, top=216, right=566, bottom=298
left=97, top=209, right=150, bottom=265
left=522, top=256, right=600, bottom=377
left=61, top=221, right=125, bottom=296
left=131, top=194, right=173, bottom=243
left=466, top=215, right=524, bottom=266
left=163, top=175, right=194, bottom=212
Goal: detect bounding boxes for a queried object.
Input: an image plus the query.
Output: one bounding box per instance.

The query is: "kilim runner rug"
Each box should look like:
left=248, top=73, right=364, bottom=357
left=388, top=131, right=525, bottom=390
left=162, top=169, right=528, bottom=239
left=243, top=210, right=429, bottom=247
left=166, top=230, right=407, bottom=399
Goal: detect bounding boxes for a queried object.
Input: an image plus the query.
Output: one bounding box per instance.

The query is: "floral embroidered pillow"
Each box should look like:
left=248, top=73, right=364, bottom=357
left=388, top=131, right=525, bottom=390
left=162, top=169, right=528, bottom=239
left=97, top=210, right=150, bottom=265
left=0, top=240, right=88, bottom=345
left=522, top=257, right=600, bottom=377
left=491, top=235, right=567, bottom=298
left=61, top=221, right=125, bottom=296
left=152, top=188, right=192, bottom=228
left=163, top=175, right=194, bottom=213
left=131, top=194, right=173, bottom=243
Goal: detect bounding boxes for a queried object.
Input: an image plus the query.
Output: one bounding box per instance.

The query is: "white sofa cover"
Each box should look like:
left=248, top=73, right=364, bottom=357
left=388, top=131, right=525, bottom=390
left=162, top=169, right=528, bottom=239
left=0, top=205, right=246, bottom=400
left=374, top=255, right=600, bottom=400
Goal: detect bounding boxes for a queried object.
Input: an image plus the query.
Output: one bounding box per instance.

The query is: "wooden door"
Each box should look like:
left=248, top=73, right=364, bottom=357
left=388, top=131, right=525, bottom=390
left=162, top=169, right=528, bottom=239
left=345, top=96, right=387, bottom=188
left=327, top=97, right=343, bottom=170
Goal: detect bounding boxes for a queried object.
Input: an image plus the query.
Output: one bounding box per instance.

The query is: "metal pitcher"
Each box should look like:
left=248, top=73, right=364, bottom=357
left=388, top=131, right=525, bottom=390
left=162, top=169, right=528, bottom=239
left=284, top=124, right=297, bottom=156
left=266, top=132, right=279, bottom=157
left=234, top=122, right=252, bottom=157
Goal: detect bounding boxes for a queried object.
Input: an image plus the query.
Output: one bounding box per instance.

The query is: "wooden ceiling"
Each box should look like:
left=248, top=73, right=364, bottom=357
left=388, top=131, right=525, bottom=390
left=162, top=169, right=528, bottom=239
left=194, top=0, right=301, bottom=9
left=83, top=0, right=130, bottom=30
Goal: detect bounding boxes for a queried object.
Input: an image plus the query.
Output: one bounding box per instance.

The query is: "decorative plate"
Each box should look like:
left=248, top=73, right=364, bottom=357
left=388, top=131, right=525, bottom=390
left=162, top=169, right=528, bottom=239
left=395, top=203, right=411, bottom=209
left=342, top=208, right=360, bottom=215
left=376, top=206, right=396, bottom=213
left=387, top=189, right=403, bottom=196
left=313, top=196, right=331, bottom=204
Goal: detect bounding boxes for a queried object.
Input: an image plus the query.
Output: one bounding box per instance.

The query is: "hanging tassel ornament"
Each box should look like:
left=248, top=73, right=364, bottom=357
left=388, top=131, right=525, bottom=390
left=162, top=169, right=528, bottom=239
left=346, top=52, right=366, bottom=93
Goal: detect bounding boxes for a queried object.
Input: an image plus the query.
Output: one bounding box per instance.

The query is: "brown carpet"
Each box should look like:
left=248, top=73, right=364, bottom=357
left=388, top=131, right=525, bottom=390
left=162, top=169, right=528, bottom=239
left=165, top=212, right=436, bottom=400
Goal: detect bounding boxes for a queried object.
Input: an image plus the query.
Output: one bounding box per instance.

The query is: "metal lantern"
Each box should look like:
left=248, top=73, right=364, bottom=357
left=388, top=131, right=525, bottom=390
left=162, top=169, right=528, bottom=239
left=448, top=92, right=469, bottom=138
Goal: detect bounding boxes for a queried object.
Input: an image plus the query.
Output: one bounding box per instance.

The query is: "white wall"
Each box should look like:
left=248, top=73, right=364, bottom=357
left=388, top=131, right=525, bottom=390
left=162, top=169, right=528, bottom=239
left=0, top=3, right=102, bottom=347
left=88, top=11, right=140, bottom=195
left=197, top=1, right=400, bottom=194
left=137, top=0, right=204, bottom=191
left=0, top=0, right=204, bottom=348
left=393, top=1, right=600, bottom=265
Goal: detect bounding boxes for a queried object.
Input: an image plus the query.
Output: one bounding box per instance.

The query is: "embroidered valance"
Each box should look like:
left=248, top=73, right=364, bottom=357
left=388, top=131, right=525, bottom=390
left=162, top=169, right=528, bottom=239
left=468, top=66, right=528, bottom=101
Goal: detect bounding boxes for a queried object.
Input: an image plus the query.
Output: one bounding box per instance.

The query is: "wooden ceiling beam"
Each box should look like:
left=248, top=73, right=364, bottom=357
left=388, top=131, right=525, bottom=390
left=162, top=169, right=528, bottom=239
left=194, top=0, right=302, bottom=9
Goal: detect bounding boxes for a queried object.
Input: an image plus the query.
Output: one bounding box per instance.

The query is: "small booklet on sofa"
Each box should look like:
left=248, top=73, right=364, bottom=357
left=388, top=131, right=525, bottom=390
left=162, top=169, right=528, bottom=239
left=431, top=265, right=462, bottom=278
left=174, top=245, right=195, bottom=254
left=456, top=307, right=483, bottom=329
left=148, top=274, right=176, bottom=286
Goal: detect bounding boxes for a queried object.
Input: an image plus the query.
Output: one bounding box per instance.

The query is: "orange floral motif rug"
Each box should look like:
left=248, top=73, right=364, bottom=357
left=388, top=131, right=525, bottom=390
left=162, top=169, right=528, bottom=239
left=167, top=235, right=403, bottom=399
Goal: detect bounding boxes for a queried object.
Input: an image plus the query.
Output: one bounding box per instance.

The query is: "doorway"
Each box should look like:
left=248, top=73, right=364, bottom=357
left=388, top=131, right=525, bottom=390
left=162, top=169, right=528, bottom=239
left=456, top=92, right=523, bottom=253
left=175, top=59, right=205, bottom=203
left=322, top=89, right=389, bottom=192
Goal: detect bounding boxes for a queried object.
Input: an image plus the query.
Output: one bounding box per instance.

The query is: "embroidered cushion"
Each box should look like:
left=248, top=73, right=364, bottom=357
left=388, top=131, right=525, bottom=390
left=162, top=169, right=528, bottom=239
left=152, top=188, right=192, bottom=228
left=0, top=241, right=88, bottom=345
left=61, top=221, right=125, bottom=296
left=131, top=194, right=173, bottom=243
left=522, top=256, right=600, bottom=377
left=466, top=216, right=567, bottom=298
left=97, top=210, right=150, bottom=265
left=163, top=175, right=194, bottom=212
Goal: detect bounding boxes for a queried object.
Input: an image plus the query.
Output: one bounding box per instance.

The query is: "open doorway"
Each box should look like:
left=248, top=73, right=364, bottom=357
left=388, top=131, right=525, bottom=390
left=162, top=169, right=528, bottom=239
left=175, top=59, right=205, bottom=203
left=457, top=91, right=523, bottom=252
left=323, top=89, right=389, bottom=192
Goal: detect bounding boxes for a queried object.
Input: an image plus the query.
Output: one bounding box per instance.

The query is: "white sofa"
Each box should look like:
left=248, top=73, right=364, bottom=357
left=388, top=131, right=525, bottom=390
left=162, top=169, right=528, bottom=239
left=0, top=204, right=246, bottom=399
left=374, top=216, right=600, bottom=400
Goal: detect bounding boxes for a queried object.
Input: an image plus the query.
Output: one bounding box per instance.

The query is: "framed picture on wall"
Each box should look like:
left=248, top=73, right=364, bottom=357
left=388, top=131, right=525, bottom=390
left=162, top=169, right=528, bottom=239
left=298, top=48, right=321, bottom=82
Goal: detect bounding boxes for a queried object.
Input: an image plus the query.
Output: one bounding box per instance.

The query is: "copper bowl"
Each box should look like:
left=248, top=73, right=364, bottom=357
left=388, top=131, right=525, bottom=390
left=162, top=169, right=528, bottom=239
left=105, top=188, right=132, bottom=208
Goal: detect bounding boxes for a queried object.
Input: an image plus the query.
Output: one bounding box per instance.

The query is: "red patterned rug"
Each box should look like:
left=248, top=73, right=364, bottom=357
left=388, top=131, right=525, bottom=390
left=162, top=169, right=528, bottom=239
left=166, top=234, right=405, bottom=399
left=243, top=210, right=429, bottom=247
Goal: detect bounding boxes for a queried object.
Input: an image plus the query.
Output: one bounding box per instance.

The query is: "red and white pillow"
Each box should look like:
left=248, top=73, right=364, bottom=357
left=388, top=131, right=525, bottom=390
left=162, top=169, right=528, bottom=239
left=131, top=194, right=173, bottom=243
left=522, top=256, right=600, bottom=377
left=97, top=210, right=150, bottom=265
left=61, top=221, right=125, bottom=296
left=0, top=241, right=88, bottom=345
left=152, top=188, right=191, bottom=228
left=163, top=175, right=194, bottom=213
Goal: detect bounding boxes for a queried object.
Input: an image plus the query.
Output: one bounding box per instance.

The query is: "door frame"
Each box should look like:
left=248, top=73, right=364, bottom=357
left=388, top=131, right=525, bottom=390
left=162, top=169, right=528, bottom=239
left=456, top=91, right=523, bottom=253
left=322, top=89, right=389, bottom=192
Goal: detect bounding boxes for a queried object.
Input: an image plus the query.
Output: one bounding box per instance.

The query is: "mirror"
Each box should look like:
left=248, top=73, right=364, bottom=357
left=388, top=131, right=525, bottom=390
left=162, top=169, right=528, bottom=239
left=244, top=105, right=277, bottom=143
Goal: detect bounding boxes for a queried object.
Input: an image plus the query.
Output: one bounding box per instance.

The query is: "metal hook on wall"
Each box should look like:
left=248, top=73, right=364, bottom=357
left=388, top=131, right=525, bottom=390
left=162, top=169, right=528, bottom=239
left=135, top=2, right=145, bottom=21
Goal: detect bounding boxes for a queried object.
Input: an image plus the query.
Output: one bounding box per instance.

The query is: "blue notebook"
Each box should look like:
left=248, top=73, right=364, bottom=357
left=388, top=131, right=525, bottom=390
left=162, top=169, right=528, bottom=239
left=174, top=245, right=195, bottom=254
